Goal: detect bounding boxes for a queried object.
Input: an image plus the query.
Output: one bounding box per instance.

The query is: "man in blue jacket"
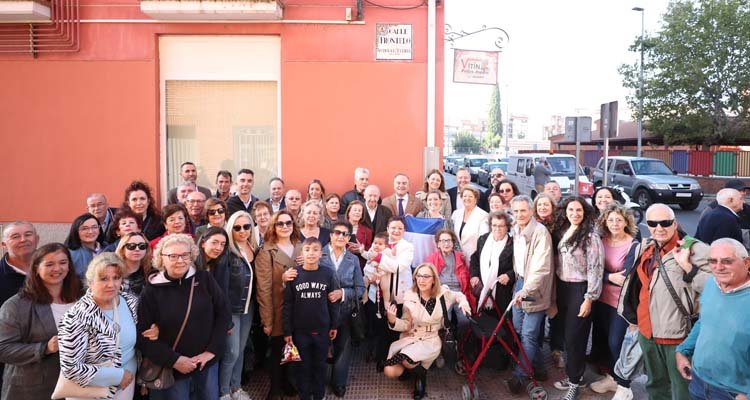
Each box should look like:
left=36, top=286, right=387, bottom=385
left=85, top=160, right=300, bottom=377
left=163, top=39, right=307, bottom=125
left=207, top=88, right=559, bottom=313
left=695, top=188, right=744, bottom=245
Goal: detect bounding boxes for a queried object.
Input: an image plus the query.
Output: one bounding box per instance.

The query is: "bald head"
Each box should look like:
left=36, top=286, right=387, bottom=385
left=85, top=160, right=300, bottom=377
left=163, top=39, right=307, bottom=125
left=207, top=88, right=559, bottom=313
left=364, top=185, right=381, bottom=209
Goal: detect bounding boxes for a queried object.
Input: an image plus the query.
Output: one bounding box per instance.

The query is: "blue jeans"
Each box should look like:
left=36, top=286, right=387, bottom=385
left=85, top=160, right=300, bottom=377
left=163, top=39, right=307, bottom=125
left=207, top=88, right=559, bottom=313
left=151, top=362, right=219, bottom=400
left=591, top=301, right=629, bottom=374
left=689, top=371, right=740, bottom=400
left=511, top=277, right=546, bottom=379
left=294, top=332, right=330, bottom=400
left=613, top=328, right=643, bottom=388
left=331, top=317, right=351, bottom=388
left=220, top=311, right=253, bottom=395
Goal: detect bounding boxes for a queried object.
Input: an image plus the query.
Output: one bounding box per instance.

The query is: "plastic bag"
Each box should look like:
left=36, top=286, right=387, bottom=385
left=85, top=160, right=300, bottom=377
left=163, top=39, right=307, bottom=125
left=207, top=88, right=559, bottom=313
left=281, top=341, right=302, bottom=364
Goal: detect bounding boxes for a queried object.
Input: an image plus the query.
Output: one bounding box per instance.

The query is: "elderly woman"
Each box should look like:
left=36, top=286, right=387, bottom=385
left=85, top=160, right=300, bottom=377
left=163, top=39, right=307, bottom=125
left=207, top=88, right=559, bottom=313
left=252, top=201, right=272, bottom=251
left=195, top=198, right=228, bottom=242
left=487, top=192, right=505, bottom=214
left=0, top=243, right=82, bottom=400
left=299, top=200, right=331, bottom=248
left=149, top=204, right=191, bottom=249
left=425, top=229, right=475, bottom=311
left=450, top=187, right=489, bottom=260
left=137, top=234, right=230, bottom=399
left=323, top=193, right=345, bottom=230
left=104, top=209, right=143, bottom=252
left=533, top=192, right=557, bottom=233
left=383, top=263, right=470, bottom=400
left=65, top=213, right=104, bottom=282
left=121, top=180, right=165, bottom=240
left=319, top=221, right=365, bottom=397
left=220, top=211, right=256, bottom=400
left=115, top=232, right=152, bottom=296
left=58, top=252, right=140, bottom=400
left=415, top=169, right=452, bottom=219
left=416, top=190, right=454, bottom=231
left=345, top=200, right=373, bottom=258
left=589, top=203, right=641, bottom=396
left=551, top=196, right=605, bottom=399
left=255, top=210, right=301, bottom=399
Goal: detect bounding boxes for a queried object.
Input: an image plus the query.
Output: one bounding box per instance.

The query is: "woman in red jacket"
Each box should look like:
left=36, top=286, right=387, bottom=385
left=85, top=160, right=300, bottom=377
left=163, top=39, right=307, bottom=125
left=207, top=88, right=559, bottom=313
left=424, top=229, right=476, bottom=312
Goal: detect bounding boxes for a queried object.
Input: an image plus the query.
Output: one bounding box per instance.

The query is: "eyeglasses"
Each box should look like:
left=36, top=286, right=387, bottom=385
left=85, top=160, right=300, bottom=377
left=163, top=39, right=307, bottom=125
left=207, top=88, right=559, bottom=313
left=207, top=208, right=226, bottom=216
left=125, top=243, right=148, bottom=251
left=232, top=224, right=252, bottom=232
left=79, top=225, right=99, bottom=232
left=707, top=257, right=739, bottom=266
left=498, top=189, right=513, bottom=194
left=438, top=239, right=453, bottom=244
left=161, top=253, right=191, bottom=262
left=492, top=173, right=505, bottom=178
left=332, top=230, right=350, bottom=237
left=416, top=274, right=434, bottom=280
left=276, top=220, right=294, bottom=228
left=646, top=219, right=675, bottom=228
left=491, top=224, right=507, bottom=229
left=187, top=199, right=205, bottom=204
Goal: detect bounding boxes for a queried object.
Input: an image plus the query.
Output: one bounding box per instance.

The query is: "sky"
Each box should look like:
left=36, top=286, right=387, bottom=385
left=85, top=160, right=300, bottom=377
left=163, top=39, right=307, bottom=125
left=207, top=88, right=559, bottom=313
left=445, top=0, right=671, bottom=138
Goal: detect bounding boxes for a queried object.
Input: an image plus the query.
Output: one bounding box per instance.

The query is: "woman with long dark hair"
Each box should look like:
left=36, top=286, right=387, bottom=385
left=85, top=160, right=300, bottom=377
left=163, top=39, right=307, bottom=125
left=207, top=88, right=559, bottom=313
left=551, top=196, right=604, bottom=400
left=121, top=180, right=164, bottom=240
left=65, top=213, right=103, bottom=282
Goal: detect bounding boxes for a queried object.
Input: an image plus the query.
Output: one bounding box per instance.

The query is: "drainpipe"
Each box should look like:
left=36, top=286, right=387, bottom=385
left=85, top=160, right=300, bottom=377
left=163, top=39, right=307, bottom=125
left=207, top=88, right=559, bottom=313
left=424, top=0, right=438, bottom=174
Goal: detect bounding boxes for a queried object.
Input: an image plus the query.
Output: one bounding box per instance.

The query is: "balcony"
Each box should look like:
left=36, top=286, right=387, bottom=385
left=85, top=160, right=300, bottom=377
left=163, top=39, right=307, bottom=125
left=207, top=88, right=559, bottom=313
left=0, top=0, right=51, bottom=22
left=140, top=0, right=282, bottom=21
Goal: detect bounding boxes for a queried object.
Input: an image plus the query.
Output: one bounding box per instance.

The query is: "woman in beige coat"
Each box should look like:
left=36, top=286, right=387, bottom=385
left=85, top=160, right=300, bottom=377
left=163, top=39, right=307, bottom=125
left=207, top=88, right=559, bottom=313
left=383, top=263, right=471, bottom=400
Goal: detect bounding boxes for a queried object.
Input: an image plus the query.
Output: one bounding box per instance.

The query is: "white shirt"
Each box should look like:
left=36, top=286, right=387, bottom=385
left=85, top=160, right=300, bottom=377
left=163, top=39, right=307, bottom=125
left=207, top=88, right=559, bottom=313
left=50, top=302, right=74, bottom=328
left=456, top=193, right=464, bottom=210
left=271, top=200, right=282, bottom=212
left=513, top=225, right=528, bottom=278
left=328, top=245, right=346, bottom=302
left=367, top=206, right=378, bottom=223
left=6, top=259, right=27, bottom=276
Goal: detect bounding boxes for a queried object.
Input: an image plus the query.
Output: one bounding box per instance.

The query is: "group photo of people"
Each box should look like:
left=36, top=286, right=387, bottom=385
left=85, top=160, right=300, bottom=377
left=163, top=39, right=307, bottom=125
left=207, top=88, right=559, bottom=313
left=0, top=161, right=748, bottom=400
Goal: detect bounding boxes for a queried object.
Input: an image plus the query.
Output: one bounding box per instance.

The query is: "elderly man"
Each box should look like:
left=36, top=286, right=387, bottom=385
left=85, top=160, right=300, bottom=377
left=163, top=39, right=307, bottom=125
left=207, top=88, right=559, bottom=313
left=85, top=193, right=117, bottom=237
left=215, top=170, right=233, bottom=202
left=266, top=177, right=286, bottom=212
left=363, top=185, right=393, bottom=235
left=676, top=238, right=750, bottom=400
left=341, top=167, right=370, bottom=214
left=176, top=181, right=196, bottom=205
left=701, top=179, right=750, bottom=248
left=544, top=180, right=562, bottom=204
left=507, top=195, right=554, bottom=398
left=284, top=189, right=303, bottom=219
left=227, top=169, right=260, bottom=216
left=382, top=173, right=424, bottom=216
left=167, top=161, right=213, bottom=204
left=186, top=191, right=207, bottom=233
left=619, top=203, right=711, bottom=400
left=695, top=188, right=744, bottom=245
left=448, top=167, right=473, bottom=211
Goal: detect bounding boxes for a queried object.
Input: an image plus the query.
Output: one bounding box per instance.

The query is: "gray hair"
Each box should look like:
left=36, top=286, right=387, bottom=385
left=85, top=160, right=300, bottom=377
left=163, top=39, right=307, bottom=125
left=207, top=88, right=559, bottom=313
left=717, top=188, right=741, bottom=207
left=712, top=238, right=749, bottom=259
left=152, top=234, right=199, bottom=271
left=510, top=195, right=533, bottom=209
left=2, top=221, right=37, bottom=241
left=299, top=200, right=323, bottom=227
left=86, top=252, right=127, bottom=284
left=86, top=193, right=107, bottom=202
left=645, top=203, right=676, bottom=220
left=354, top=167, right=370, bottom=179
left=364, top=184, right=381, bottom=196
left=178, top=181, right=196, bottom=190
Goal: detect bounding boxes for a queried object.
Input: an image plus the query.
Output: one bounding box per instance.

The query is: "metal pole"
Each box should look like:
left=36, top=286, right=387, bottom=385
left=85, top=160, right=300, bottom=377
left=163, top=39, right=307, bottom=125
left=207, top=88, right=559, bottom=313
left=634, top=7, right=645, bottom=157
left=603, top=135, right=610, bottom=186
left=574, top=117, right=580, bottom=196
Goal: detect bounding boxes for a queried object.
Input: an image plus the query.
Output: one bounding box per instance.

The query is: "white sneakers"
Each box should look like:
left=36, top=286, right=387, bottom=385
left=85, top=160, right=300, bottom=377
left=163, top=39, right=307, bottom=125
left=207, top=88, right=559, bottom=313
left=231, top=388, right=252, bottom=400
left=611, top=385, right=634, bottom=400
left=590, top=374, right=618, bottom=393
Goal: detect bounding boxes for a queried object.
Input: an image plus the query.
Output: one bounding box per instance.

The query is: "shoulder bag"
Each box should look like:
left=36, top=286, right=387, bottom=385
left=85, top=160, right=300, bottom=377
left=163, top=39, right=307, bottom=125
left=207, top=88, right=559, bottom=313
left=655, top=254, right=698, bottom=330
left=136, top=276, right=196, bottom=390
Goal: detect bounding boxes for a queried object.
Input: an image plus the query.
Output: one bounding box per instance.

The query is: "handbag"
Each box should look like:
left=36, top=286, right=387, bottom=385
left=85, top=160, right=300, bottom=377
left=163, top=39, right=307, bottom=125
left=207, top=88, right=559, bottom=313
left=349, top=299, right=367, bottom=341
left=51, top=298, right=121, bottom=399
left=136, top=276, right=196, bottom=390
left=655, top=251, right=699, bottom=330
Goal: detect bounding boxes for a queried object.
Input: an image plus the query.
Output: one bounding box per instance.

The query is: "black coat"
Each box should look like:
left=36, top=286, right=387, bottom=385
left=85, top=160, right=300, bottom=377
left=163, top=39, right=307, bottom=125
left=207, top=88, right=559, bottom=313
left=363, top=205, right=393, bottom=235
left=694, top=205, right=743, bottom=245
left=0, top=255, right=25, bottom=308
left=469, top=233, right=515, bottom=311
left=448, top=187, right=489, bottom=213
left=226, top=194, right=259, bottom=218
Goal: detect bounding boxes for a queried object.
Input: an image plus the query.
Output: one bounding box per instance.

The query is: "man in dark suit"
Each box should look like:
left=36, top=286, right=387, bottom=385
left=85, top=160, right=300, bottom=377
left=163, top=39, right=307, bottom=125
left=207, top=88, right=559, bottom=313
left=449, top=167, right=490, bottom=212
left=362, top=185, right=393, bottom=235
left=227, top=168, right=260, bottom=216
left=695, top=188, right=744, bottom=245
left=381, top=173, right=424, bottom=217
left=266, top=177, right=286, bottom=212
left=700, top=179, right=750, bottom=248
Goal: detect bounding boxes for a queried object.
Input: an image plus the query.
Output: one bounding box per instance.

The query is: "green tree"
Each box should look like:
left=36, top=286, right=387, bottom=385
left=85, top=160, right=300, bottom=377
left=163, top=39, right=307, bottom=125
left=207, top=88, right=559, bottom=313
left=484, top=84, right=503, bottom=150
left=452, top=130, right=481, bottom=154
left=620, top=0, right=750, bottom=147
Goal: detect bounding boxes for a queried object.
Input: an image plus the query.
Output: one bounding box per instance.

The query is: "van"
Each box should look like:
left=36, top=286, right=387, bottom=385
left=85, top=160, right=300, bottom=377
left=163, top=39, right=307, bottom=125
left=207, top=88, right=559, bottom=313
left=507, top=153, right=593, bottom=198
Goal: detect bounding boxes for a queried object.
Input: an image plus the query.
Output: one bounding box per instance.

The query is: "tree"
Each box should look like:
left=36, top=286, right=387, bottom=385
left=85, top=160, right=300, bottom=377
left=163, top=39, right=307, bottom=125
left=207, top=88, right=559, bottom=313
left=452, top=130, right=481, bottom=154
left=484, top=84, right=503, bottom=150
left=619, top=0, right=750, bottom=147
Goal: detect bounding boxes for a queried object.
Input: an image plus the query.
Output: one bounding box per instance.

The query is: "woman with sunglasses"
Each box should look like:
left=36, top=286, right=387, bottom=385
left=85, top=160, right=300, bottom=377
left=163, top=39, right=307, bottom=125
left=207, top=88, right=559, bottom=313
left=495, top=179, right=520, bottom=207
left=195, top=198, right=228, bottom=243
left=551, top=196, right=604, bottom=399
left=383, top=263, right=470, bottom=400
left=255, top=210, right=301, bottom=400
left=121, top=180, right=164, bottom=241
left=65, top=213, right=104, bottom=283
left=220, top=212, right=255, bottom=400
left=115, top=232, right=152, bottom=296
left=299, top=200, right=331, bottom=248
left=415, top=169, right=452, bottom=220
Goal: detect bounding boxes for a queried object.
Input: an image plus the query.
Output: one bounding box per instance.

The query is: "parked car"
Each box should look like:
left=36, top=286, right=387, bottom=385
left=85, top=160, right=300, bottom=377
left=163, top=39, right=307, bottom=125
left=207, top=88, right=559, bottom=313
left=464, top=155, right=490, bottom=181
left=477, top=161, right=508, bottom=187
left=451, top=155, right=467, bottom=175
left=592, top=156, right=703, bottom=210
left=444, top=155, right=463, bottom=173
left=507, top=153, right=594, bottom=198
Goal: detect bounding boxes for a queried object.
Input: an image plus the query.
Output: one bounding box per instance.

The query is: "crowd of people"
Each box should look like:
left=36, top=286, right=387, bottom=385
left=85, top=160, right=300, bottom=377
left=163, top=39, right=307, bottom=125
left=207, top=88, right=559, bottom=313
left=0, top=160, right=748, bottom=400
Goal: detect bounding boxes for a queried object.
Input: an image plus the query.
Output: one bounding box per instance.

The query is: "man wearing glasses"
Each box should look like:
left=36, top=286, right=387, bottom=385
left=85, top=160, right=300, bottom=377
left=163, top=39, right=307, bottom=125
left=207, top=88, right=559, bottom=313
left=478, top=168, right=506, bottom=212
left=618, top=203, right=711, bottom=400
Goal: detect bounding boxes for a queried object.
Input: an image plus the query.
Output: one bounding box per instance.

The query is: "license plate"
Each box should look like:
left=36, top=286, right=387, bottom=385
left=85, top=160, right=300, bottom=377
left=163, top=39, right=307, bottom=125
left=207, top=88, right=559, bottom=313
left=675, top=193, right=692, bottom=198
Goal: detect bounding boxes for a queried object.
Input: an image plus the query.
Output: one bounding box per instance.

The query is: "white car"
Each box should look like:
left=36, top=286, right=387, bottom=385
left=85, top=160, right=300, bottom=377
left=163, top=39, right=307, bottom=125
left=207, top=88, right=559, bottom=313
left=507, top=153, right=594, bottom=198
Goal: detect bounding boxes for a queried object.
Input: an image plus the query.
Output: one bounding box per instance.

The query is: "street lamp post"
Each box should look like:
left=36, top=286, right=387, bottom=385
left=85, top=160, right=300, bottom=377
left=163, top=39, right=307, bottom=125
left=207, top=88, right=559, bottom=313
left=633, top=6, right=644, bottom=157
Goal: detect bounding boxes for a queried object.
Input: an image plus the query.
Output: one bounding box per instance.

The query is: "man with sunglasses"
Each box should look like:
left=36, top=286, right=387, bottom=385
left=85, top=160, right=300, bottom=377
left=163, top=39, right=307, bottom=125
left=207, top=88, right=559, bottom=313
left=618, top=203, right=711, bottom=400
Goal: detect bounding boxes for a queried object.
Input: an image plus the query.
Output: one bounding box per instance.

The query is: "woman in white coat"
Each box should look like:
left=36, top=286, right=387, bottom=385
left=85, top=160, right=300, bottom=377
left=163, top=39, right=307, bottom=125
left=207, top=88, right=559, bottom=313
left=451, top=187, right=489, bottom=260
left=383, top=263, right=470, bottom=400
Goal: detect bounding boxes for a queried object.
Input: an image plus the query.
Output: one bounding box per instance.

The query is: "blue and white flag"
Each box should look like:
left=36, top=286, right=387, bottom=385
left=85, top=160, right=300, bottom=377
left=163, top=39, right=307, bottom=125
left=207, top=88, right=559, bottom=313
left=403, top=216, right=445, bottom=269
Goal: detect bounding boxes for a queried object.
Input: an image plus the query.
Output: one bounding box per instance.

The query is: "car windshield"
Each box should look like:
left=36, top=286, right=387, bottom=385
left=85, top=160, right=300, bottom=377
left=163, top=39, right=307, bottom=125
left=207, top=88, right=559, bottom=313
left=469, top=158, right=488, bottom=167
left=631, top=160, right=673, bottom=175
left=541, top=157, right=580, bottom=175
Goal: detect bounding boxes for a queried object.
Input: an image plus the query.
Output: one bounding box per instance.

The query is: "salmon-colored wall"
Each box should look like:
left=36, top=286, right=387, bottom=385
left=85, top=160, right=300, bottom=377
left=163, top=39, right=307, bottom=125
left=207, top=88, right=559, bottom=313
left=0, top=1, right=444, bottom=223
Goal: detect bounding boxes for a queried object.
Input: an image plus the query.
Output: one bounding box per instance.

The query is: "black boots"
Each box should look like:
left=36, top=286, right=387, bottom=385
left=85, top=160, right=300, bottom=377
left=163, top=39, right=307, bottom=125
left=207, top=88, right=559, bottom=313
left=412, top=365, right=427, bottom=400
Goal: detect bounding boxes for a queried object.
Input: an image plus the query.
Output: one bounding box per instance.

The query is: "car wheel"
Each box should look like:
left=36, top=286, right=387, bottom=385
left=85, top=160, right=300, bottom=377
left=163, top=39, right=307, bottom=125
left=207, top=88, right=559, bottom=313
left=633, top=188, right=652, bottom=209
left=680, top=199, right=701, bottom=211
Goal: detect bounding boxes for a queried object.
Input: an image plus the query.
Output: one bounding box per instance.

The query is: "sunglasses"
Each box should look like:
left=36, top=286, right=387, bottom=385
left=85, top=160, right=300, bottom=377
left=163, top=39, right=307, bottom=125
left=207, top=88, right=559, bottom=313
left=492, top=173, right=505, bottom=178
left=125, top=242, right=148, bottom=251
left=207, top=208, right=226, bottom=216
left=646, top=219, right=675, bottom=228
left=498, top=189, right=513, bottom=194
left=332, top=230, right=350, bottom=237
left=232, top=224, right=252, bottom=232
left=275, top=220, right=294, bottom=228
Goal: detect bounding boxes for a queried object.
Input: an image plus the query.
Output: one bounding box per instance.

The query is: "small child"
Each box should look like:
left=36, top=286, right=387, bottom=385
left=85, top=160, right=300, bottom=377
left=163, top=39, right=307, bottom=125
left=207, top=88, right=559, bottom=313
left=363, top=233, right=391, bottom=313
left=282, top=237, right=340, bottom=400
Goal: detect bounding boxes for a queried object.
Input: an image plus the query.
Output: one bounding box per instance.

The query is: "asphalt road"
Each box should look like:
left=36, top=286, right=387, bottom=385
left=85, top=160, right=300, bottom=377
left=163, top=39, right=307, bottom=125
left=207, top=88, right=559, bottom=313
left=442, top=172, right=706, bottom=237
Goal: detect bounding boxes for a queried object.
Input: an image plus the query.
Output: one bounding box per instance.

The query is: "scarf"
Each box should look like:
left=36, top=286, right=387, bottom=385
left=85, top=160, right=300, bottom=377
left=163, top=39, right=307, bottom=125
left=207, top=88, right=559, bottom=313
left=478, top=234, right=508, bottom=309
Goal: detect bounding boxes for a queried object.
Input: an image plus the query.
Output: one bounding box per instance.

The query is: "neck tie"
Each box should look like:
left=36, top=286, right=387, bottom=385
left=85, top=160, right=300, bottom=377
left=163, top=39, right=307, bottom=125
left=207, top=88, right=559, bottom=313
left=398, top=198, right=404, bottom=216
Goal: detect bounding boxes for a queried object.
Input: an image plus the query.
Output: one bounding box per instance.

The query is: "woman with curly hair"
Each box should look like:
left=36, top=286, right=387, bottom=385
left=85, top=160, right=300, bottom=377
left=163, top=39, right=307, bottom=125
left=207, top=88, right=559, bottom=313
left=121, top=180, right=164, bottom=240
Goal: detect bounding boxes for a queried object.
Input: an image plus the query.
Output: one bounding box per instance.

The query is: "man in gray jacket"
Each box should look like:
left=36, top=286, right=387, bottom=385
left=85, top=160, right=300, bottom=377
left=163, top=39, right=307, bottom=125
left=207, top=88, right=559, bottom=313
left=533, top=158, right=552, bottom=195
left=507, top=195, right=555, bottom=398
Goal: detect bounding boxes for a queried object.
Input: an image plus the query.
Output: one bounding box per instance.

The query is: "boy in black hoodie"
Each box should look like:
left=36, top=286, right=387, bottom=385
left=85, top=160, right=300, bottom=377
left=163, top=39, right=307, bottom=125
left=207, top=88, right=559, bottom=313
left=283, top=237, right=340, bottom=400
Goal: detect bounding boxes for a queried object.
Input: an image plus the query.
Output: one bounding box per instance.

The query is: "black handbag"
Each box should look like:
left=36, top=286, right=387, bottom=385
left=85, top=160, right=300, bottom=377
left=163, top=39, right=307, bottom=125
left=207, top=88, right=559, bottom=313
left=350, top=300, right=367, bottom=341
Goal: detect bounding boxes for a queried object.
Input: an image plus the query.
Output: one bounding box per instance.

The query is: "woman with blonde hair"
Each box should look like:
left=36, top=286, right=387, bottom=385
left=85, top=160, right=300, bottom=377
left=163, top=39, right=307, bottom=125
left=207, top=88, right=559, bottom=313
left=383, top=263, right=470, bottom=400
left=299, top=200, right=331, bottom=247
left=115, top=232, right=152, bottom=296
